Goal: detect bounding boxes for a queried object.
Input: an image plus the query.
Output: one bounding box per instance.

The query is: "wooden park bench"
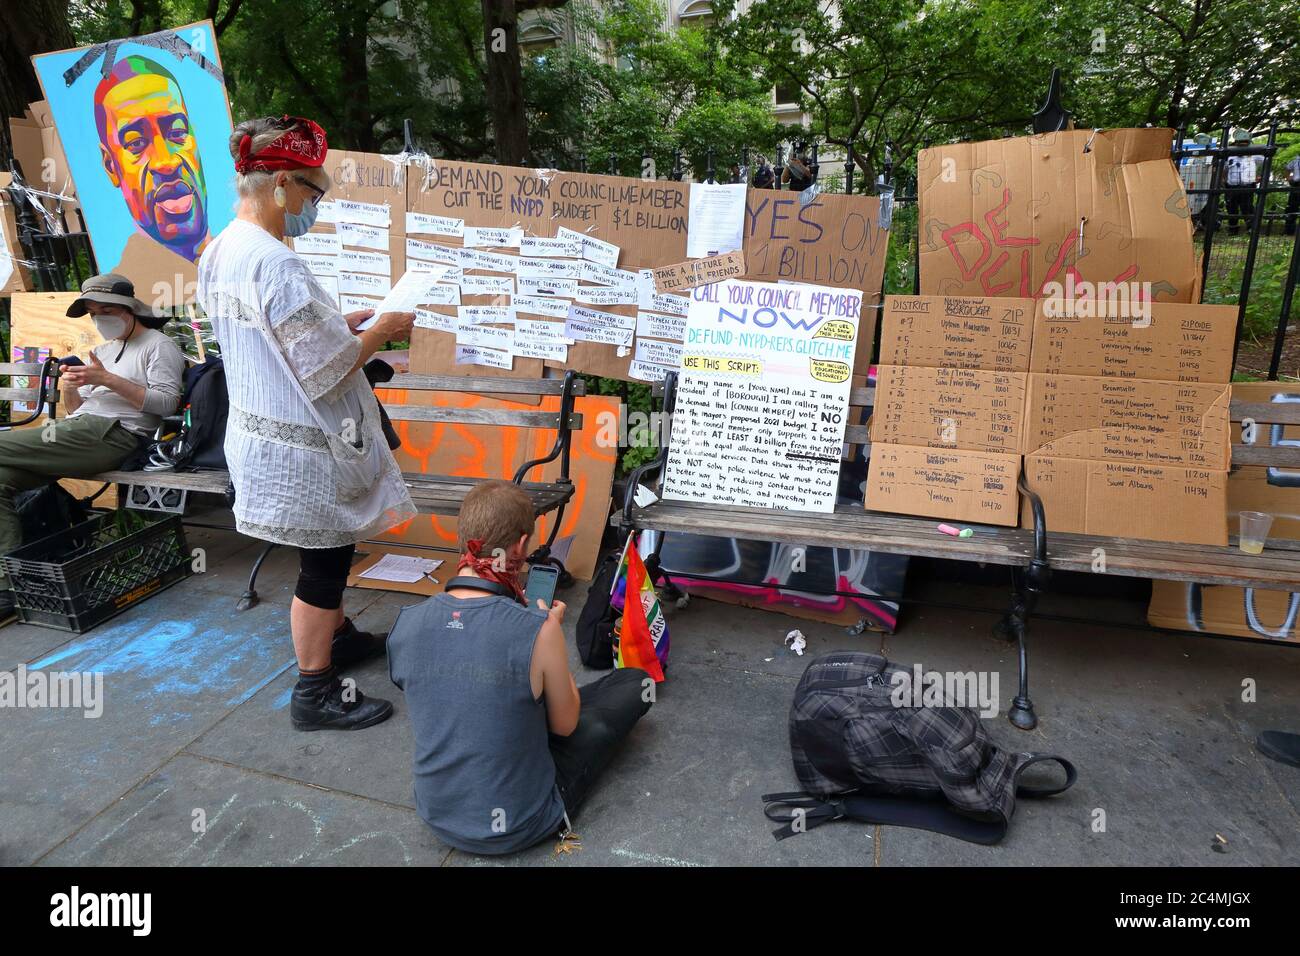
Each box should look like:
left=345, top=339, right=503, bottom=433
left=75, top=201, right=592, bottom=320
left=619, top=372, right=1300, bottom=730
left=86, top=370, right=585, bottom=609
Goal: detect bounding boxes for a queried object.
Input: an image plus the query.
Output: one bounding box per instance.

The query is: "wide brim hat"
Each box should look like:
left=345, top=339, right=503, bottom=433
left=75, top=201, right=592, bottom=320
left=66, top=273, right=164, bottom=322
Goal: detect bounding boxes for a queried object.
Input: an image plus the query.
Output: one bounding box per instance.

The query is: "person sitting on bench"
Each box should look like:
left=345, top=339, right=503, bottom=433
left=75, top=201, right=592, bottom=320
left=388, top=480, right=654, bottom=855
left=0, top=273, right=185, bottom=618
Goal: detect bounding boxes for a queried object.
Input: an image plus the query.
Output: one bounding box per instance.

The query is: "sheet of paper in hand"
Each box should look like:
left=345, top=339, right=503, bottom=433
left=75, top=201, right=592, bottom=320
left=357, top=266, right=451, bottom=329
left=662, top=278, right=862, bottom=513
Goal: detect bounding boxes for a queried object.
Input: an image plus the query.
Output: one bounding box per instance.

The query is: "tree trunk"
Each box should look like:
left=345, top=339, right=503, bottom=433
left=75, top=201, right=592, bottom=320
left=0, top=0, right=76, bottom=167
left=482, top=0, right=530, bottom=165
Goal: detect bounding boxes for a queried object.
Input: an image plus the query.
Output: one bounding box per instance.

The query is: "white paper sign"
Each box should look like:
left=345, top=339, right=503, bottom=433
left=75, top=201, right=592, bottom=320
left=334, top=199, right=391, bottom=228
left=515, top=340, right=568, bottom=361
left=573, top=286, right=637, bottom=306
left=415, top=308, right=458, bottom=333
left=518, top=276, right=578, bottom=296
left=455, top=344, right=513, bottom=370
left=340, top=292, right=381, bottom=314
left=459, top=274, right=514, bottom=296
left=464, top=226, right=523, bottom=248
left=686, top=182, right=746, bottom=258
left=459, top=305, right=515, bottom=325
left=662, top=279, right=861, bottom=513
left=640, top=288, right=690, bottom=315
left=520, top=235, right=581, bottom=258
left=557, top=226, right=620, bottom=267
left=338, top=249, right=391, bottom=277
left=458, top=248, right=517, bottom=273
left=635, top=337, right=683, bottom=368
left=407, top=282, right=459, bottom=306
left=406, top=212, right=464, bottom=237
left=406, top=237, right=460, bottom=264
left=407, top=259, right=462, bottom=282
left=636, top=310, right=687, bottom=341
left=515, top=318, right=573, bottom=346
left=578, top=260, right=637, bottom=291
left=295, top=232, right=342, bottom=255
left=628, top=359, right=672, bottom=383
left=565, top=304, right=635, bottom=346
left=337, top=221, right=388, bottom=251
left=512, top=295, right=572, bottom=319
left=358, top=266, right=451, bottom=326
left=339, top=271, right=390, bottom=297
left=517, top=257, right=582, bottom=280
left=299, top=253, right=338, bottom=277
left=456, top=321, right=514, bottom=350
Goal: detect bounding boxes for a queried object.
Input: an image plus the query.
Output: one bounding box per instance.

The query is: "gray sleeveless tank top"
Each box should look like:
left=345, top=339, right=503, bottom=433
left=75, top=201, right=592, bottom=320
left=388, top=591, right=566, bottom=854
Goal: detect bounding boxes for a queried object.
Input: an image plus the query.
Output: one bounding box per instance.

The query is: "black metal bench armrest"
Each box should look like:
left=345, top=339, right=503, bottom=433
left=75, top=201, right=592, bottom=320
left=0, top=358, right=58, bottom=429
left=621, top=370, right=679, bottom=528
left=1016, top=475, right=1051, bottom=593
left=512, top=370, right=580, bottom=485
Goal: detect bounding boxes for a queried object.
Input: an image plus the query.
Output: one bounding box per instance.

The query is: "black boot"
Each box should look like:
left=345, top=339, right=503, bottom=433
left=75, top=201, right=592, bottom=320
left=290, top=666, right=393, bottom=731
left=331, top=617, right=387, bottom=671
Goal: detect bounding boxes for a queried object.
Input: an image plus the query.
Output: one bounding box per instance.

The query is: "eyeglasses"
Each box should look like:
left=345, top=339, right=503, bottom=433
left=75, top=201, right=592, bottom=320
left=294, top=176, right=326, bottom=207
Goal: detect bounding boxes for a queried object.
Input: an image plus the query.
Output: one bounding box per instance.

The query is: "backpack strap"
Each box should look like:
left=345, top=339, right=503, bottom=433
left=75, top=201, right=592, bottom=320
left=760, top=792, right=849, bottom=840
left=762, top=791, right=1010, bottom=845
left=1013, top=754, right=1078, bottom=798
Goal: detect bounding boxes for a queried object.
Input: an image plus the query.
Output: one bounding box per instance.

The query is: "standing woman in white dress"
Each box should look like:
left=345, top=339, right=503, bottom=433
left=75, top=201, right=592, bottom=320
left=197, top=116, right=416, bottom=731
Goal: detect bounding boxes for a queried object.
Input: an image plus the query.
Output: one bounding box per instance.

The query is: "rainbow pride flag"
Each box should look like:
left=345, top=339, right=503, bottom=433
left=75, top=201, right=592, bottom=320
left=611, top=533, right=668, bottom=682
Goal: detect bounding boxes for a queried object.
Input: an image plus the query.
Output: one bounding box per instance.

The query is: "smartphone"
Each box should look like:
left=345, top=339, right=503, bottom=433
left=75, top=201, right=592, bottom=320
left=525, top=564, right=561, bottom=609
left=58, top=356, right=84, bottom=367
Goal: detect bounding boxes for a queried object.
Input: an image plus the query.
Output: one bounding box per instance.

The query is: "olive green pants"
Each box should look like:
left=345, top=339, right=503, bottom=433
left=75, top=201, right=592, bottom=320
left=0, top=415, right=139, bottom=588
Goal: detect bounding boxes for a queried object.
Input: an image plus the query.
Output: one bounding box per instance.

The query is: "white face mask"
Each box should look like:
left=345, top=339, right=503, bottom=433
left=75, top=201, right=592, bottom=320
left=93, top=314, right=129, bottom=341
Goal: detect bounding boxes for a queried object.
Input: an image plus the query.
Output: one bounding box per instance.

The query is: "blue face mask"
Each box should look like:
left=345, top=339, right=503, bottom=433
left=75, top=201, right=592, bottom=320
left=284, top=197, right=318, bottom=238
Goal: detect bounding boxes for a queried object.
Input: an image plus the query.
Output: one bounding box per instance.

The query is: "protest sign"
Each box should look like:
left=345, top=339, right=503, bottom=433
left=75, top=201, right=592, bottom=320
left=662, top=278, right=861, bottom=513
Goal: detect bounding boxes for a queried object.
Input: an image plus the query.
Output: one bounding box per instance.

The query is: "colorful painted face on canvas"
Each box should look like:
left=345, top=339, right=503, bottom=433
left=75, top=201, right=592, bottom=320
left=94, top=55, right=209, bottom=262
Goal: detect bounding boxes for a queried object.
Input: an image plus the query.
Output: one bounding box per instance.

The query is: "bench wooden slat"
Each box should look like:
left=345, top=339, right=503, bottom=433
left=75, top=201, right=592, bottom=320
left=849, top=386, right=875, bottom=407
left=0, top=363, right=47, bottom=375
left=384, top=404, right=582, bottom=429
left=384, top=373, right=586, bottom=397
left=94, top=470, right=228, bottom=492
left=1042, top=536, right=1300, bottom=590
left=622, top=500, right=1035, bottom=566
left=1231, top=445, right=1300, bottom=467
left=1230, top=399, right=1300, bottom=425
left=0, top=388, right=42, bottom=401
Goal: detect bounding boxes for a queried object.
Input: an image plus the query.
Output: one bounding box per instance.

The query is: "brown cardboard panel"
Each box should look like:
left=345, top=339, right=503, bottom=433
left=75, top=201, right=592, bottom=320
left=1149, top=580, right=1299, bottom=644
left=918, top=129, right=1199, bottom=302
left=866, top=444, right=1021, bottom=526
left=1021, top=453, right=1228, bottom=545
left=323, top=149, right=406, bottom=235
left=652, top=250, right=745, bottom=292
left=1030, top=301, right=1236, bottom=382
left=871, top=365, right=1026, bottom=453
left=1022, top=373, right=1231, bottom=469
left=347, top=543, right=453, bottom=597
left=879, top=294, right=1034, bottom=371
left=0, top=175, right=33, bottom=295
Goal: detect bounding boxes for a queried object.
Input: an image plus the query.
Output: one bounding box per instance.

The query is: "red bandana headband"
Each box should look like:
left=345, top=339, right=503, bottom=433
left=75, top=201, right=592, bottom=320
left=457, top=538, right=526, bottom=603
left=234, top=116, right=328, bottom=174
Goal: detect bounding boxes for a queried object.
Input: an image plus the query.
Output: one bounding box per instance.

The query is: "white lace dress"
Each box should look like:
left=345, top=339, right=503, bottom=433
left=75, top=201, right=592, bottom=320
left=196, top=218, right=415, bottom=548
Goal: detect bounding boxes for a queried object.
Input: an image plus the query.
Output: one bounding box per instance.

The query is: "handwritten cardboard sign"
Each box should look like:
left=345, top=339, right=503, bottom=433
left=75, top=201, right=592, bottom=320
left=652, top=250, right=746, bottom=293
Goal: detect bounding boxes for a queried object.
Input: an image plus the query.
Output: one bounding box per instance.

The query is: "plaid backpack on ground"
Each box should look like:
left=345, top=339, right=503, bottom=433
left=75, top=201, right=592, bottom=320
left=763, top=651, right=1076, bottom=845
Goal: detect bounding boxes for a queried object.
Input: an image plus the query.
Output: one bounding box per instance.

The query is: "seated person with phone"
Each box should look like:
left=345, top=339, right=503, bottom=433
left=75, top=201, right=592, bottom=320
left=0, top=273, right=185, bottom=618
left=388, top=479, right=654, bottom=855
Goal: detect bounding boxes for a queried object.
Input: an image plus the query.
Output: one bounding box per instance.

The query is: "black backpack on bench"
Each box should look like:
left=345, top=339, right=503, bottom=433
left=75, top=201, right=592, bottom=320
left=763, top=651, right=1077, bottom=845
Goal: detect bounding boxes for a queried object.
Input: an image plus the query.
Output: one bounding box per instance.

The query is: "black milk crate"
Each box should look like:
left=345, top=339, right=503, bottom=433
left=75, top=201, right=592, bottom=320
left=2, top=511, right=192, bottom=633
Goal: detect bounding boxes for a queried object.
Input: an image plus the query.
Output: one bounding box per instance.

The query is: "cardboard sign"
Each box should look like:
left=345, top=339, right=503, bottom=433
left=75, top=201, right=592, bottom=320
left=662, top=279, right=860, bottom=514
left=1029, top=301, right=1237, bottom=383
left=866, top=445, right=1021, bottom=527
left=879, top=294, right=1033, bottom=371
left=871, top=366, right=1027, bottom=454
left=653, top=250, right=746, bottom=292
left=917, top=129, right=1199, bottom=303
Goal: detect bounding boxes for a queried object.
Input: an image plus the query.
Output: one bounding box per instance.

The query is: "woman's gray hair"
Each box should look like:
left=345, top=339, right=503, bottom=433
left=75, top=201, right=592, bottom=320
left=229, top=117, right=330, bottom=200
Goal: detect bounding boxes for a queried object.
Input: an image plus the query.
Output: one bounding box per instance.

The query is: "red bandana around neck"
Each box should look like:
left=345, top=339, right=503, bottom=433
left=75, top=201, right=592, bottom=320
left=457, top=539, right=526, bottom=603
left=234, top=116, right=328, bottom=174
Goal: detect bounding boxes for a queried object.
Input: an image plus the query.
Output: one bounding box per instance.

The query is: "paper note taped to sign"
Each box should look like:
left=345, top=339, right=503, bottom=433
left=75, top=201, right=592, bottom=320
left=653, top=250, right=745, bottom=293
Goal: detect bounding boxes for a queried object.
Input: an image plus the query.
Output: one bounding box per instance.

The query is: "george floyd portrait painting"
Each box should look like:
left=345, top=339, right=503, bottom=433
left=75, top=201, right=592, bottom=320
left=32, top=20, right=236, bottom=309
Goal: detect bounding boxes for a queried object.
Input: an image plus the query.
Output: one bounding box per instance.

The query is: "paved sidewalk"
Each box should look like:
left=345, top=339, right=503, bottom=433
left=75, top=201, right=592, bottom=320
left=2, top=527, right=1297, bottom=866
